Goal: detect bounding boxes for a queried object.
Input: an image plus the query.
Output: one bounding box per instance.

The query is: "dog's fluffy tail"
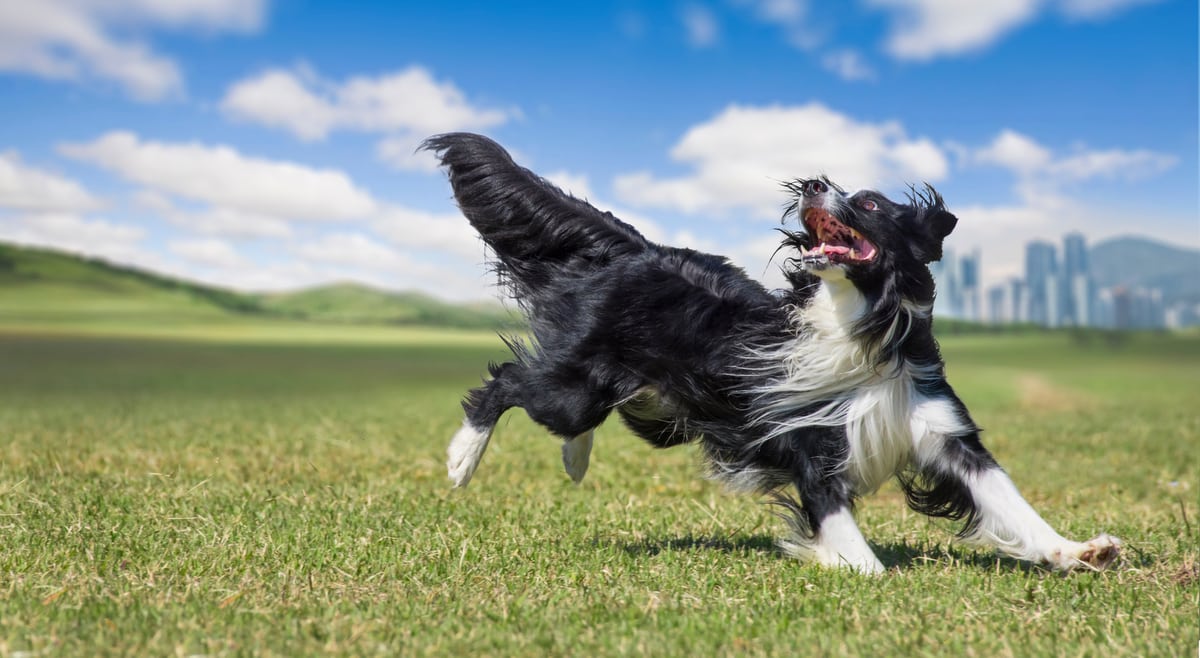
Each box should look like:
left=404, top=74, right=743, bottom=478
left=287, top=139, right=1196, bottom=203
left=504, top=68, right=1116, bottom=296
left=422, top=132, right=649, bottom=302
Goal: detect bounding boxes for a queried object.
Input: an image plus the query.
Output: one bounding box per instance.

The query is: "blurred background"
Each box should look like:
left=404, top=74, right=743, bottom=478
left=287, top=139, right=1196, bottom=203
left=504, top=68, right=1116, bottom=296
left=0, top=0, right=1195, bottom=332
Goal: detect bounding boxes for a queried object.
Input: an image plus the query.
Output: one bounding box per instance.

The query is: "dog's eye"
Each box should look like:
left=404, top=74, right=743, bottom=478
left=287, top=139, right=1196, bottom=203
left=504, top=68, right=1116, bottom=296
left=858, top=199, right=878, bottom=211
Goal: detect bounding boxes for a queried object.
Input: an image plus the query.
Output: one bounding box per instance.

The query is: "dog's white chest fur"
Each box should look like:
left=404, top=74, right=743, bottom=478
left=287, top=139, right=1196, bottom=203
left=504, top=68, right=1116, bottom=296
left=842, top=371, right=916, bottom=492
left=776, top=280, right=931, bottom=493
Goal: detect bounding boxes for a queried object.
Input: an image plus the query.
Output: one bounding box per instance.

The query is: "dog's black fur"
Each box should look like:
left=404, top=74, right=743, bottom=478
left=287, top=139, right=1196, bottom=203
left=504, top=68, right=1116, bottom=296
left=423, top=133, right=1120, bottom=572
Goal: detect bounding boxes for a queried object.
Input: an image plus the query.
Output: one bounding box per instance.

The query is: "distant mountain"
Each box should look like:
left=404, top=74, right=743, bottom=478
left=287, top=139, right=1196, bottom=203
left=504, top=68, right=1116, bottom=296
left=1090, top=236, right=1200, bottom=305
left=0, top=242, right=520, bottom=329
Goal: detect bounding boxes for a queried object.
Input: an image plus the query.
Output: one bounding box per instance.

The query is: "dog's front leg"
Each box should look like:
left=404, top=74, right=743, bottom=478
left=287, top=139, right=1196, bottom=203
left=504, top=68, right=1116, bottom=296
left=955, top=465, right=1121, bottom=570
left=775, top=476, right=885, bottom=575
left=908, top=395, right=1121, bottom=570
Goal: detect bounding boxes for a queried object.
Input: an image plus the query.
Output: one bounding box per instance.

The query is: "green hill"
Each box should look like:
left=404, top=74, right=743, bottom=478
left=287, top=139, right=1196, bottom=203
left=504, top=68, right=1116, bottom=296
left=0, top=242, right=519, bottom=330
left=0, top=242, right=261, bottom=327
left=256, top=283, right=522, bottom=329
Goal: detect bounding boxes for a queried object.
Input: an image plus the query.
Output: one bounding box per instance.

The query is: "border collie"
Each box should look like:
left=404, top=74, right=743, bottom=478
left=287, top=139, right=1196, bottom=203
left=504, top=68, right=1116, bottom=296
left=423, top=133, right=1121, bottom=574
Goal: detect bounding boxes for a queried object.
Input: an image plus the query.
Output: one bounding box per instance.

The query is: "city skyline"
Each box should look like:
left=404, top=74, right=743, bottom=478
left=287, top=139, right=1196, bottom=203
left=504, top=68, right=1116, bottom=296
left=934, top=231, right=1197, bottom=329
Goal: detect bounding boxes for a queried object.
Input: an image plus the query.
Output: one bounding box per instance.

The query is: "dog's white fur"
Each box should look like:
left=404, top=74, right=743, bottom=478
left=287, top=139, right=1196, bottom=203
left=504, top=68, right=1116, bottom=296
left=447, top=422, right=492, bottom=488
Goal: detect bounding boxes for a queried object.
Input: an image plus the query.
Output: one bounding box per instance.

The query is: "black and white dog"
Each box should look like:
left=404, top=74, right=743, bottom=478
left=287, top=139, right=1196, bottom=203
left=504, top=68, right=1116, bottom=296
left=424, top=132, right=1120, bottom=574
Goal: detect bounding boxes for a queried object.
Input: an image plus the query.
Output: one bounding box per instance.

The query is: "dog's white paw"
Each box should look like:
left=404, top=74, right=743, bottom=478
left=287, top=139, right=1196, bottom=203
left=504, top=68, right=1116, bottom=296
left=1048, top=534, right=1122, bottom=571
left=562, top=431, right=593, bottom=483
left=447, top=422, right=491, bottom=488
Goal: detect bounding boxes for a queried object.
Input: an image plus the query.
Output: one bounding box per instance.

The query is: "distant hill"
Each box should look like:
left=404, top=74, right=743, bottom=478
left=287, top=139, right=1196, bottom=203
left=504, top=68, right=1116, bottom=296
left=0, top=242, right=520, bottom=330
left=1090, top=236, right=1200, bottom=305
left=256, top=283, right=522, bottom=329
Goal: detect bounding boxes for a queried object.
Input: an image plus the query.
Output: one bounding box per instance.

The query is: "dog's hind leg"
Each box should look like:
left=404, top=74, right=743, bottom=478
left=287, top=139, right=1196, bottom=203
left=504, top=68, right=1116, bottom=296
left=447, top=422, right=492, bottom=488
left=561, top=429, right=594, bottom=483
left=448, top=362, right=521, bottom=488
left=516, top=362, right=628, bottom=483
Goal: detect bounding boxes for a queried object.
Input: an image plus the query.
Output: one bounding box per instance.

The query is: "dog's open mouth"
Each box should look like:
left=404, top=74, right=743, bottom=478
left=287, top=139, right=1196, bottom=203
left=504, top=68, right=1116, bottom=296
left=801, top=208, right=878, bottom=265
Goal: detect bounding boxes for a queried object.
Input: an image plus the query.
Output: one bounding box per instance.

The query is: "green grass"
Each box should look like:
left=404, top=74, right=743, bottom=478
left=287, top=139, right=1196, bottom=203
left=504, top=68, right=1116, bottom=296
left=0, top=326, right=1196, bottom=656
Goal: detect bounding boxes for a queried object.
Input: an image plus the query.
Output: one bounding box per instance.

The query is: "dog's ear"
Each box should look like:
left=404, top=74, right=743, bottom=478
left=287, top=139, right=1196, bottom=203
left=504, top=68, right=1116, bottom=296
left=908, top=184, right=956, bottom=263
left=917, top=208, right=958, bottom=263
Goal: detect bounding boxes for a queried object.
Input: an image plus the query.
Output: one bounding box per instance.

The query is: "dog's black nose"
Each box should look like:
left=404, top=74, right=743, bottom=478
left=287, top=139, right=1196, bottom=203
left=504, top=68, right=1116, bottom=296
left=801, top=179, right=827, bottom=197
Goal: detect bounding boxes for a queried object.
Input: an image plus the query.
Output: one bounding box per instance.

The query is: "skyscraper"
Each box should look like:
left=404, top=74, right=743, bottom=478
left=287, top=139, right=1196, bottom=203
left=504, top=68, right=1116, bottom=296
left=1062, top=233, right=1090, bottom=326
left=987, top=284, right=1008, bottom=324
left=931, top=248, right=960, bottom=318
left=960, top=250, right=981, bottom=322
left=1025, top=241, right=1058, bottom=326
left=1010, top=279, right=1027, bottom=323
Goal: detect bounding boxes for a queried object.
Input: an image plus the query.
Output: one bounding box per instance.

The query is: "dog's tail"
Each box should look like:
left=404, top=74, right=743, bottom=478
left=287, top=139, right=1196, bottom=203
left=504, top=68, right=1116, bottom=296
left=422, top=133, right=650, bottom=302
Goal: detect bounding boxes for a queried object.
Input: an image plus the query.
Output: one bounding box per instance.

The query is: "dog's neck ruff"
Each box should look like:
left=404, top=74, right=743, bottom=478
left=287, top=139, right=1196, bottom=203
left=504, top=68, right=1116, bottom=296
left=746, top=278, right=936, bottom=493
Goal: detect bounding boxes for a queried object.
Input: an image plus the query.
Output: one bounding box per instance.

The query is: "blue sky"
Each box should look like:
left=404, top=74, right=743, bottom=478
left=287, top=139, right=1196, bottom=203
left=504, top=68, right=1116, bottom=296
left=0, top=0, right=1195, bottom=300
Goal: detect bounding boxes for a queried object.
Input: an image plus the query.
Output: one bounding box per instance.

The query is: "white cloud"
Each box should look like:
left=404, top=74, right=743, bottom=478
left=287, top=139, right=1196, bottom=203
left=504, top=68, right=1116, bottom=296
left=0, top=0, right=267, bottom=101
left=168, top=237, right=247, bottom=269
left=217, top=68, right=337, bottom=141
left=737, top=0, right=822, bottom=49
left=32, top=130, right=517, bottom=299
left=60, top=131, right=378, bottom=221
left=89, top=0, right=265, bottom=31
left=291, top=232, right=403, bottom=270
left=752, top=0, right=807, bottom=22
left=221, top=64, right=517, bottom=170
left=1057, top=0, right=1160, bottom=19
left=739, top=0, right=825, bottom=45
left=869, top=0, right=1040, bottom=60
left=974, top=129, right=1054, bottom=173
left=375, top=135, right=442, bottom=173
left=0, top=151, right=103, bottom=212
left=820, top=49, right=876, bottom=81
left=974, top=129, right=1177, bottom=181
left=0, top=211, right=153, bottom=267
left=1050, top=148, right=1176, bottom=181
left=614, top=102, right=949, bottom=218
left=288, top=231, right=492, bottom=300
left=682, top=5, right=719, bottom=47
left=370, top=205, right=484, bottom=262
left=133, top=190, right=293, bottom=239
left=868, top=0, right=1161, bottom=61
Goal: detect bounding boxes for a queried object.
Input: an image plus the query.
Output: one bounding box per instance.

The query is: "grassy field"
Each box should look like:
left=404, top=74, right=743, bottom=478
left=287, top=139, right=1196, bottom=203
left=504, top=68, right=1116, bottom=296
left=0, top=324, right=1196, bottom=656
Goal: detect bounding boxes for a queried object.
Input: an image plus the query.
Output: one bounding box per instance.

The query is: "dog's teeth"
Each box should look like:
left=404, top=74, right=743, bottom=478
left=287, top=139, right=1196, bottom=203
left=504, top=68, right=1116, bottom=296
left=849, top=248, right=858, bottom=259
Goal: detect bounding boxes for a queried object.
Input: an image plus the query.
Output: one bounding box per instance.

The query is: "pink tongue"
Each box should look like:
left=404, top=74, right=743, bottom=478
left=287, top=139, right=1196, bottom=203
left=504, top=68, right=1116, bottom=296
left=822, top=244, right=850, bottom=255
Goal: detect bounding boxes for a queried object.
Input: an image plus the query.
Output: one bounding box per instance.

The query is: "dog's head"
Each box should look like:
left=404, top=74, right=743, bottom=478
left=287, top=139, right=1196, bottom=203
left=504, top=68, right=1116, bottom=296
left=783, top=177, right=958, bottom=283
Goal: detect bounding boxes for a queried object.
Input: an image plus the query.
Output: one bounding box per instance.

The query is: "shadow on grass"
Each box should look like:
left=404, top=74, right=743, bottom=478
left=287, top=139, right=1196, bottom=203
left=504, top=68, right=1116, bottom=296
left=873, top=541, right=1033, bottom=572
left=601, top=534, right=780, bottom=557
left=601, top=534, right=1154, bottom=573
left=881, top=537, right=1157, bottom=573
